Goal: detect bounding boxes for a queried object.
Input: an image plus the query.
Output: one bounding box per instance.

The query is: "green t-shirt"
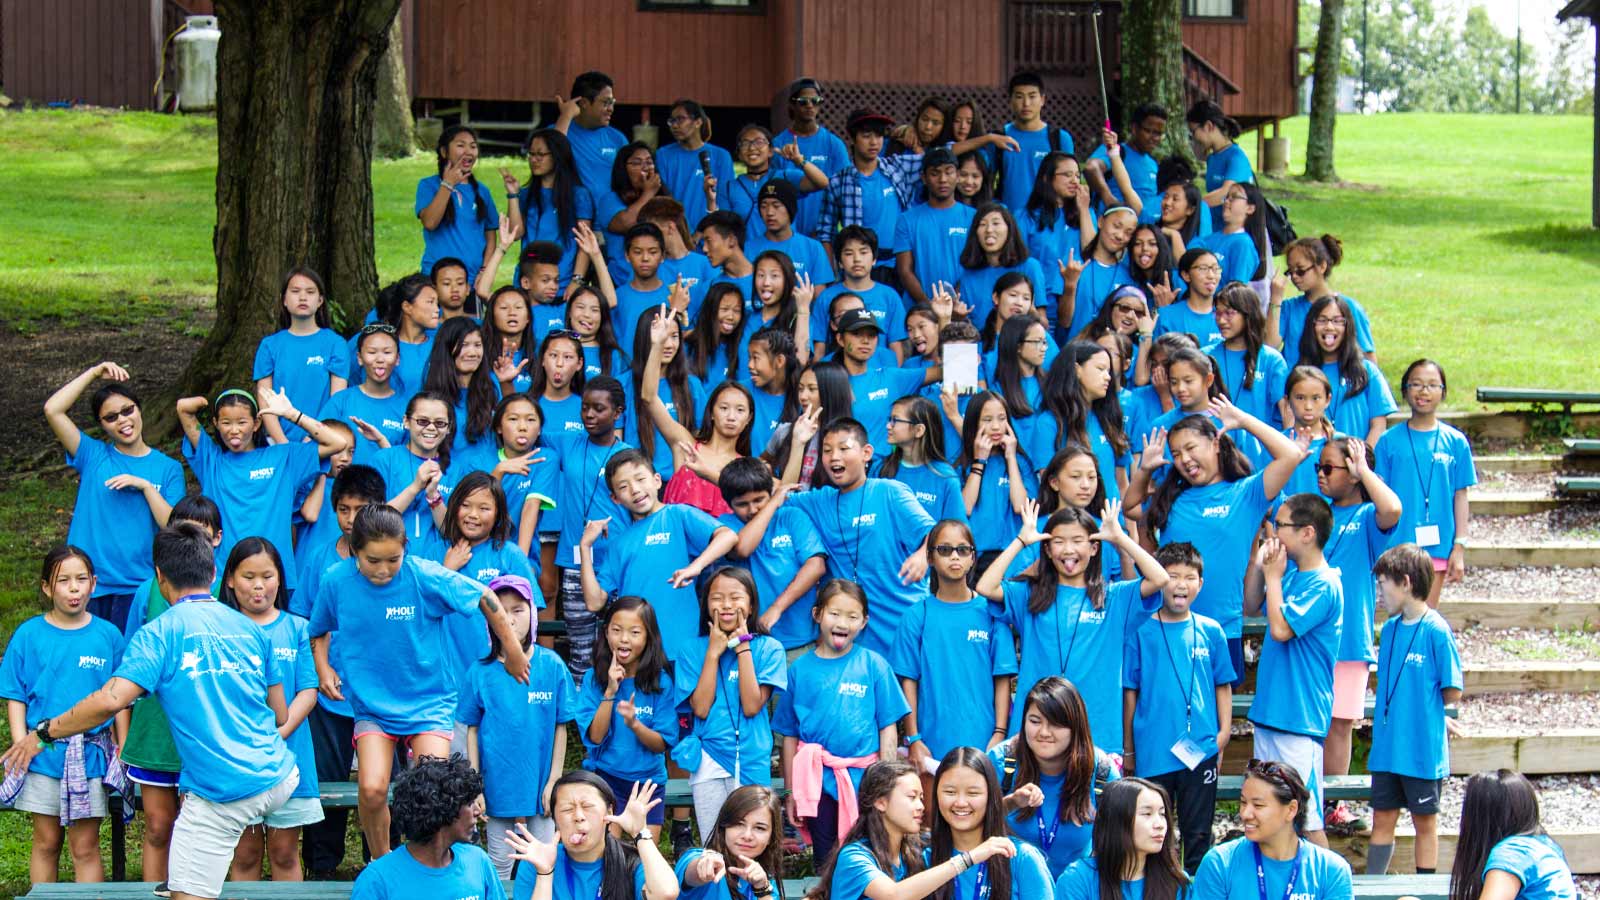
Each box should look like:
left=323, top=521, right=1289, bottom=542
left=118, top=580, right=180, bottom=773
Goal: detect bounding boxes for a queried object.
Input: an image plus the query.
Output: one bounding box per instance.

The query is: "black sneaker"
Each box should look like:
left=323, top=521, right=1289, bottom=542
left=153, top=883, right=172, bottom=898
left=670, top=819, right=695, bottom=860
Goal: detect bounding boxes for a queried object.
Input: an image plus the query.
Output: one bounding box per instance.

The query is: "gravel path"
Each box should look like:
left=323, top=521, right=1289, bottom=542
left=1446, top=567, right=1600, bottom=602
left=1457, top=691, right=1600, bottom=730
left=1455, top=627, right=1600, bottom=665
left=1475, top=471, right=1559, bottom=494
left=1469, top=505, right=1600, bottom=543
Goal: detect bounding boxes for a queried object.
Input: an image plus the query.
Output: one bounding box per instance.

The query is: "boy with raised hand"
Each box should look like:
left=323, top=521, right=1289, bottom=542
left=578, top=449, right=739, bottom=661
left=746, top=180, right=836, bottom=286
left=1366, top=543, right=1463, bottom=877
left=894, top=147, right=977, bottom=309
left=986, top=71, right=1077, bottom=211
left=554, top=70, right=627, bottom=197
left=815, top=108, right=926, bottom=272
left=774, top=78, right=852, bottom=239
left=1085, top=103, right=1167, bottom=223
left=476, top=236, right=568, bottom=341
left=1123, top=541, right=1234, bottom=874
left=739, top=417, right=935, bottom=656
left=1243, top=493, right=1344, bottom=849
left=718, top=456, right=828, bottom=653
left=812, top=226, right=908, bottom=361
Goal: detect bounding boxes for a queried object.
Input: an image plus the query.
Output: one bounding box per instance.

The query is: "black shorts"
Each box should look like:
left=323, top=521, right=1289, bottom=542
left=1370, top=770, right=1442, bottom=815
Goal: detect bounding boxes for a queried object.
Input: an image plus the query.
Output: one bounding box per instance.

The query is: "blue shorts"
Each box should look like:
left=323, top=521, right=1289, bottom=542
left=596, top=770, right=665, bottom=824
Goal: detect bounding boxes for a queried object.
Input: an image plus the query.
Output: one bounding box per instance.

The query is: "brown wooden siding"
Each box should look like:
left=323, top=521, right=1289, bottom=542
left=1183, top=0, right=1299, bottom=120
left=800, top=0, right=1003, bottom=86
left=2, top=0, right=163, bottom=109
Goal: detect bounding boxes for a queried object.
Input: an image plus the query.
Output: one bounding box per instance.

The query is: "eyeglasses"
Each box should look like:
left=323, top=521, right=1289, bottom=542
left=1224, top=194, right=1249, bottom=204
left=791, top=97, right=823, bottom=107
left=932, top=544, right=976, bottom=558
left=548, top=329, right=585, bottom=341
left=1406, top=382, right=1445, bottom=393
left=526, top=150, right=552, bottom=160
left=1191, top=264, right=1222, bottom=275
left=584, top=97, right=616, bottom=109
left=887, top=416, right=917, bottom=427
left=100, top=404, right=138, bottom=424
left=1054, top=170, right=1080, bottom=181
left=1022, top=338, right=1050, bottom=347
left=410, top=417, right=450, bottom=431
left=1286, top=266, right=1316, bottom=278
left=1112, top=303, right=1145, bottom=316
left=666, top=116, right=694, bottom=126
left=359, top=322, right=397, bottom=337
left=1269, top=518, right=1303, bottom=531
left=1313, top=317, right=1347, bottom=328
left=738, top=138, right=770, bottom=150
left=625, top=158, right=653, bottom=170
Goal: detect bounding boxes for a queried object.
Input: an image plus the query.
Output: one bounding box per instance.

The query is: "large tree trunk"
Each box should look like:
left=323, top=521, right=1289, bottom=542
left=1121, top=0, right=1192, bottom=162
left=151, top=0, right=404, bottom=440
left=372, top=14, right=415, bottom=159
left=1305, top=0, right=1345, bottom=181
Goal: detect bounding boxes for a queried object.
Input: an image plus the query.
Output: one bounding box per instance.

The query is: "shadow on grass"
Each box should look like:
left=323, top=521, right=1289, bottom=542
left=1489, top=224, right=1600, bottom=269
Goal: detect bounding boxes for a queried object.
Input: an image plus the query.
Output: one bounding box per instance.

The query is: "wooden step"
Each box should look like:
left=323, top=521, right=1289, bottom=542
left=1463, top=660, right=1600, bottom=695
left=1464, top=540, right=1600, bottom=568
left=1468, top=490, right=1561, bottom=515
left=1221, top=729, right=1600, bottom=776
left=1477, top=454, right=1565, bottom=474
left=1333, top=827, right=1600, bottom=875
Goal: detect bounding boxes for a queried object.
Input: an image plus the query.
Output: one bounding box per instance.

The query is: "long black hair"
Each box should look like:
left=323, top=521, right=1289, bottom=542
left=691, top=283, right=748, bottom=385
left=695, top=381, right=756, bottom=457
left=546, top=771, right=645, bottom=900
left=1238, top=182, right=1271, bottom=280
left=993, top=316, right=1044, bottom=419
left=405, top=390, right=457, bottom=475
left=956, top=391, right=1007, bottom=471
left=1127, top=225, right=1177, bottom=297
left=1213, top=283, right=1266, bottom=390
left=807, top=759, right=926, bottom=900
left=1297, top=295, right=1368, bottom=394
left=980, top=272, right=1035, bottom=351
left=1092, top=779, right=1189, bottom=900
left=929, top=749, right=1013, bottom=900
left=523, top=128, right=582, bottom=240
left=1024, top=151, right=1085, bottom=233
left=1038, top=442, right=1107, bottom=515
left=422, top=317, right=497, bottom=445
left=529, top=331, right=588, bottom=399
left=629, top=306, right=696, bottom=462
left=218, top=537, right=288, bottom=613
left=748, top=327, right=800, bottom=426
left=878, top=396, right=947, bottom=479
left=482, top=286, right=537, bottom=382
left=276, top=266, right=331, bottom=330
left=751, top=250, right=801, bottom=330
left=1040, top=341, right=1130, bottom=457
left=1450, top=770, right=1550, bottom=900
left=1144, top=415, right=1252, bottom=537
left=610, top=142, right=671, bottom=205
left=960, top=203, right=1029, bottom=270
left=1003, top=677, right=1098, bottom=825
left=590, top=596, right=672, bottom=695
left=1024, top=506, right=1106, bottom=612
left=439, top=471, right=511, bottom=549
left=433, top=124, right=491, bottom=229
left=705, top=785, right=787, bottom=900
left=567, top=284, right=627, bottom=376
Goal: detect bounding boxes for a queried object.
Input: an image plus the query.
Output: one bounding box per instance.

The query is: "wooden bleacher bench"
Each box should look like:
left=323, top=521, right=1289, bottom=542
left=19, top=873, right=1448, bottom=899
left=1230, top=694, right=1456, bottom=719
left=1476, top=387, right=1600, bottom=410
left=1562, top=438, right=1600, bottom=456
left=1556, top=476, right=1600, bottom=495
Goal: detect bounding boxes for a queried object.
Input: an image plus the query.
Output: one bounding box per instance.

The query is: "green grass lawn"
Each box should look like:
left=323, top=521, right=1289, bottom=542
left=2, top=108, right=1598, bottom=401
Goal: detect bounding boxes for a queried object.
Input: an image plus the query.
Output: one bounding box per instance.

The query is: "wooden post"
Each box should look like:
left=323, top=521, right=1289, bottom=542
left=1593, top=24, right=1598, bottom=227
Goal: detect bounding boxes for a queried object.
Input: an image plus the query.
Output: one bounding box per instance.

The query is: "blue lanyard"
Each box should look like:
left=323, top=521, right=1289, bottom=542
left=1253, top=841, right=1302, bottom=900
left=1035, top=808, right=1061, bottom=853
left=972, top=860, right=989, bottom=900
left=1405, top=426, right=1444, bottom=518
left=176, top=592, right=213, bottom=604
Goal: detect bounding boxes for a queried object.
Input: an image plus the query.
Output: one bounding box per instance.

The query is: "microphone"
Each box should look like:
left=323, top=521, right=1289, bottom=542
left=699, top=149, right=712, bottom=174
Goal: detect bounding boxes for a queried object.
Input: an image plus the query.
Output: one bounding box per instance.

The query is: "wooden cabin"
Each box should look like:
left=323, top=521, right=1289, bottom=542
left=3, top=0, right=1298, bottom=156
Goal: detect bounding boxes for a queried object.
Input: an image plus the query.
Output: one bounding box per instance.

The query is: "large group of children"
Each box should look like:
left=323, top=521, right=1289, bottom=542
left=0, top=68, right=1580, bottom=900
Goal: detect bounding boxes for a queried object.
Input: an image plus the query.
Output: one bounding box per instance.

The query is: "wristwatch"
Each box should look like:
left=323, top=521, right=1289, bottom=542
left=34, top=719, right=54, bottom=747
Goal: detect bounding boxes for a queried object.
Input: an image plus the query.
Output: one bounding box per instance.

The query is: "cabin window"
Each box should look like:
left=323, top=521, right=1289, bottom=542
left=1185, top=0, right=1243, bottom=18
left=640, top=0, right=762, bottom=11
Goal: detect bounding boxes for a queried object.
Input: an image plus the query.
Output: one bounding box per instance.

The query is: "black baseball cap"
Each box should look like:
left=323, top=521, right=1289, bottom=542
left=836, top=309, right=883, bottom=334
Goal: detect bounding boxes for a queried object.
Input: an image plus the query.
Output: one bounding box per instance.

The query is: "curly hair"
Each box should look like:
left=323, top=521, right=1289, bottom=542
left=391, top=755, right=483, bottom=844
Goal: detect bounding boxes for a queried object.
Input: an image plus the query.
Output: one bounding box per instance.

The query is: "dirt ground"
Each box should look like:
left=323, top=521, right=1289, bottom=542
left=1, top=315, right=207, bottom=467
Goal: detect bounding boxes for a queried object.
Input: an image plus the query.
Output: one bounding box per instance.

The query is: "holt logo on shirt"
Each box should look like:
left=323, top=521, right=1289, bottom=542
left=1405, top=652, right=1427, bottom=666
left=385, top=605, right=416, bottom=621
left=78, top=654, right=109, bottom=669
left=249, top=467, right=276, bottom=481
left=274, top=647, right=297, bottom=663
left=306, top=355, right=326, bottom=366
left=851, top=513, right=877, bottom=527
left=947, top=227, right=968, bottom=238
left=527, top=690, right=555, bottom=704
left=1201, top=504, right=1231, bottom=519
left=868, top=388, right=889, bottom=401
left=644, top=532, right=672, bottom=547
left=966, top=629, right=991, bottom=643
left=770, top=534, right=793, bottom=549
left=837, top=681, right=868, bottom=699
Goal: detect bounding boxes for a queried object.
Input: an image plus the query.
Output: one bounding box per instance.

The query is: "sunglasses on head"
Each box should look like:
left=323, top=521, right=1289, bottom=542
left=359, top=322, right=396, bottom=336
left=1246, top=758, right=1295, bottom=780
left=549, top=329, right=585, bottom=341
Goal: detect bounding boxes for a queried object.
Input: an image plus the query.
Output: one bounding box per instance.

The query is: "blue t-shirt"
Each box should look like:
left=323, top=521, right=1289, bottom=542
left=1156, top=471, right=1273, bottom=638
left=727, top=165, right=808, bottom=242
left=370, top=445, right=455, bottom=555
left=848, top=366, right=930, bottom=446
left=987, top=742, right=1116, bottom=877
left=566, top=122, right=629, bottom=198
left=0, top=615, right=123, bottom=778
left=308, top=555, right=484, bottom=734
left=788, top=480, right=937, bottom=655
left=829, top=840, right=905, bottom=900
left=1088, top=144, right=1161, bottom=222
left=1206, top=343, right=1288, bottom=431
left=500, top=447, right=563, bottom=537
left=258, top=611, right=320, bottom=799
left=613, top=282, right=672, bottom=351
left=1325, top=502, right=1391, bottom=663
left=114, top=599, right=295, bottom=802
left=965, top=460, right=1040, bottom=553
left=353, top=842, right=505, bottom=900
left=857, top=167, right=903, bottom=252
left=890, top=596, right=1018, bottom=759
left=996, top=579, right=1156, bottom=748
left=659, top=253, right=719, bottom=321
left=988, top=124, right=1077, bottom=211
left=1055, top=858, right=1146, bottom=900
left=393, top=333, right=437, bottom=397
left=718, top=507, right=826, bottom=649
left=577, top=671, right=678, bottom=784
left=960, top=260, right=1049, bottom=331
left=597, top=503, right=729, bottom=661
left=547, top=434, right=634, bottom=573
left=877, top=460, right=966, bottom=525
left=623, top=376, right=708, bottom=477
left=1123, top=611, right=1235, bottom=776
left=1483, top=835, right=1578, bottom=900
left=580, top=344, right=630, bottom=381
left=319, top=386, right=408, bottom=466
left=423, top=539, right=534, bottom=677
left=774, top=645, right=908, bottom=798
left=182, top=432, right=323, bottom=591
left=513, top=845, right=646, bottom=900
left=298, top=541, right=354, bottom=717
left=1202, top=144, right=1254, bottom=230
left=518, top=184, right=597, bottom=289
left=253, top=329, right=350, bottom=442
left=1279, top=430, right=1328, bottom=502
left=747, top=232, right=836, bottom=286
left=1369, top=609, right=1463, bottom=780
left=1067, top=258, right=1133, bottom=338
left=673, top=634, right=787, bottom=784
left=813, top=282, right=908, bottom=352
left=1279, top=293, right=1376, bottom=371
left=657, top=142, right=735, bottom=239
left=894, top=202, right=976, bottom=305
left=775, top=127, right=851, bottom=237
left=65, top=438, right=185, bottom=597
left=456, top=646, right=574, bottom=817
left=415, top=176, right=498, bottom=284
left=1190, top=230, right=1260, bottom=285
left=540, top=393, right=587, bottom=440
left=744, top=384, right=789, bottom=458
left=1195, top=839, right=1351, bottom=900
left=675, top=849, right=774, bottom=900
left=1248, top=564, right=1343, bottom=738
left=1017, top=209, right=1088, bottom=312
left=933, top=839, right=1055, bottom=900
left=1154, top=300, right=1220, bottom=346
left=1375, top=421, right=1477, bottom=559
left=1322, top=360, right=1396, bottom=440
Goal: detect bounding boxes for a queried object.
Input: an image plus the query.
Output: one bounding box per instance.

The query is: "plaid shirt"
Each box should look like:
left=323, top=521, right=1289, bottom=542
left=814, top=152, right=926, bottom=248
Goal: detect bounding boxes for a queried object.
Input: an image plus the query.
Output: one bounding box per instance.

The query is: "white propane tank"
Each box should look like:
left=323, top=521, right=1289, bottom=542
left=173, top=16, right=221, bottom=112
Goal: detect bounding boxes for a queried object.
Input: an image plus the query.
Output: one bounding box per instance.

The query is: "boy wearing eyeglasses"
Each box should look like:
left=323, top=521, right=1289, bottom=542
left=1243, top=492, right=1344, bottom=848
left=554, top=70, right=627, bottom=196
left=1123, top=541, right=1234, bottom=874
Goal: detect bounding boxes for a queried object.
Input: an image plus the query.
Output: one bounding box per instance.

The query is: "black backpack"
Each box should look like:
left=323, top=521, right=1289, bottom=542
left=1263, top=194, right=1297, bottom=256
